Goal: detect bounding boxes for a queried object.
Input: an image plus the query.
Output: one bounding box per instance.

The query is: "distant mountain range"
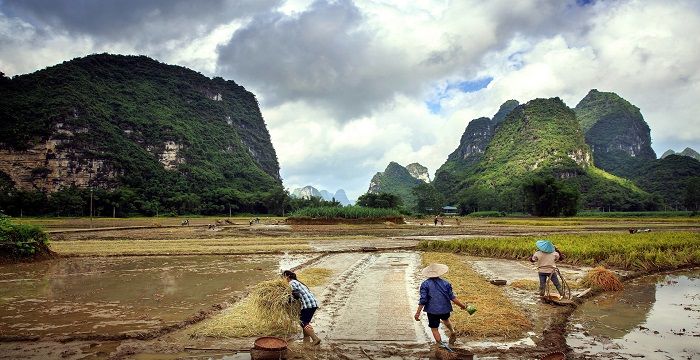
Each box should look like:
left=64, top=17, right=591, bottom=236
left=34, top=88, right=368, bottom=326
left=661, top=148, right=700, bottom=161
left=291, top=186, right=352, bottom=205
left=371, top=89, right=699, bottom=212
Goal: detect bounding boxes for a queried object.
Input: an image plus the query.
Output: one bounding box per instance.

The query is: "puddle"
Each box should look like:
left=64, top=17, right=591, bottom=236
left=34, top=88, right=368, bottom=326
left=567, top=269, right=700, bottom=359
left=0, top=255, right=308, bottom=338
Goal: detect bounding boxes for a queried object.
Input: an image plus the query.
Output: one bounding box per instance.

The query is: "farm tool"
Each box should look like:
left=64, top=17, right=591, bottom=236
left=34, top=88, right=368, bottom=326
left=543, top=268, right=575, bottom=306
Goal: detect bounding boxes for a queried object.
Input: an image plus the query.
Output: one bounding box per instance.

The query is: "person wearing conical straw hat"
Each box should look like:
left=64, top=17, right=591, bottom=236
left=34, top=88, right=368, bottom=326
left=414, top=263, right=469, bottom=350
left=530, top=239, right=565, bottom=297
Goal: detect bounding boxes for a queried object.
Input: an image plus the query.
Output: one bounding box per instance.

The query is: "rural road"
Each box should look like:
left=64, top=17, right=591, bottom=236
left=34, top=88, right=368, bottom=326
left=310, top=252, right=430, bottom=343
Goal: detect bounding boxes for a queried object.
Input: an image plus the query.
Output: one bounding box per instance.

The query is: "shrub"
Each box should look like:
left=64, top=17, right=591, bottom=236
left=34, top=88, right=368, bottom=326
left=0, top=217, right=51, bottom=258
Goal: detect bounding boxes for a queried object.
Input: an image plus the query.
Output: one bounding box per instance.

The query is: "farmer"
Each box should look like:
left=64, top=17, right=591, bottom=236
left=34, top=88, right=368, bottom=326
left=414, top=263, right=468, bottom=348
left=529, top=239, right=565, bottom=297
left=282, top=270, right=321, bottom=346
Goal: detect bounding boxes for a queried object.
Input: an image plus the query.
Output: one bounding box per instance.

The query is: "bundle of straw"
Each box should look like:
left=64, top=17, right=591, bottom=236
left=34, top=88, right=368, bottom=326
left=190, top=279, right=301, bottom=338
left=580, top=266, right=623, bottom=291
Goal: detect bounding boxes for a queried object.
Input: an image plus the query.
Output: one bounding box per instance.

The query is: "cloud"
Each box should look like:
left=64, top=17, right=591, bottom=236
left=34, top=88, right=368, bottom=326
left=218, top=0, right=596, bottom=122
left=2, top=0, right=279, bottom=46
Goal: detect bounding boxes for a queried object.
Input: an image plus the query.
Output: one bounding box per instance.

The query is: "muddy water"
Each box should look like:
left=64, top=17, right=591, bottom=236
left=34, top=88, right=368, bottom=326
left=0, top=255, right=307, bottom=338
left=567, top=269, right=700, bottom=359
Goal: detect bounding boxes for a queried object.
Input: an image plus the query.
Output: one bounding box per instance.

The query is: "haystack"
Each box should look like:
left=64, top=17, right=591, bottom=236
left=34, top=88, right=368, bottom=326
left=580, top=266, right=623, bottom=291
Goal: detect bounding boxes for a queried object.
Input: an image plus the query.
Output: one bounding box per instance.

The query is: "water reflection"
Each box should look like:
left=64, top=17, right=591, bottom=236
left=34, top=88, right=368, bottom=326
left=568, top=270, right=700, bottom=359
left=0, top=255, right=282, bottom=337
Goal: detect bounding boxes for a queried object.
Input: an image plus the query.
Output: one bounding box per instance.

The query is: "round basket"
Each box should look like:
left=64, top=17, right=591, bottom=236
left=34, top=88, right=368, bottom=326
left=253, top=336, right=288, bottom=351
left=541, top=351, right=566, bottom=360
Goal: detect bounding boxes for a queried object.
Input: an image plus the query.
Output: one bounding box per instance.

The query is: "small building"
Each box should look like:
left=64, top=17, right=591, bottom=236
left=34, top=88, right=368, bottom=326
left=442, top=206, right=458, bottom=215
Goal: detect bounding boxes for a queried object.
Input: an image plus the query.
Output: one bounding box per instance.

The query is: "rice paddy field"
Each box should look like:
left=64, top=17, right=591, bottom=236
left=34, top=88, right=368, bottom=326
left=0, top=215, right=698, bottom=359
left=417, top=231, right=700, bottom=271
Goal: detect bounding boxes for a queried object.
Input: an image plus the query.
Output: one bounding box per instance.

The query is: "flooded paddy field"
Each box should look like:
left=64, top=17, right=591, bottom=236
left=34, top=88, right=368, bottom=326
left=0, top=255, right=313, bottom=339
left=1, top=217, right=698, bottom=359
left=568, top=269, right=700, bottom=360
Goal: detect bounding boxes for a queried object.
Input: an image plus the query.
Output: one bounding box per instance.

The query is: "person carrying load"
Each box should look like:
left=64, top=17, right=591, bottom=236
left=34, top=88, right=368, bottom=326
left=530, top=239, right=565, bottom=297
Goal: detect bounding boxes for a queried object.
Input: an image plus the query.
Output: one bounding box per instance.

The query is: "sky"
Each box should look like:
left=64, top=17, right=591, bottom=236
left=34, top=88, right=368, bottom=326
left=1, top=0, right=699, bottom=202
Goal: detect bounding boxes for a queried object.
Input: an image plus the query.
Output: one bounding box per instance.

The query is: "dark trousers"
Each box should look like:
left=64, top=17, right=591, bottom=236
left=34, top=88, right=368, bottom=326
left=538, top=272, right=563, bottom=296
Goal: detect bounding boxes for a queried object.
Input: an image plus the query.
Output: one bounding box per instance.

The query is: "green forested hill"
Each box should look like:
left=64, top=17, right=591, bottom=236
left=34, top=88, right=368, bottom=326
left=368, top=162, right=425, bottom=208
left=629, top=155, right=700, bottom=209
left=575, top=89, right=656, bottom=178
left=437, top=97, right=654, bottom=212
left=0, top=54, right=283, bottom=216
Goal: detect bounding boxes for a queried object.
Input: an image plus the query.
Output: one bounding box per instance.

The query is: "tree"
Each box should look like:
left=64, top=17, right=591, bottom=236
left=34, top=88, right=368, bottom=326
left=523, top=177, right=579, bottom=216
left=412, top=183, right=445, bottom=215
left=685, top=177, right=700, bottom=211
left=357, top=192, right=402, bottom=209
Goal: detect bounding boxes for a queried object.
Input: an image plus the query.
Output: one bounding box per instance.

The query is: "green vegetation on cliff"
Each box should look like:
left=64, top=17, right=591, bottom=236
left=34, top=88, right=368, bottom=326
left=575, top=89, right=656, bottom=178
left=368, top=162, right=424, bottom=208
left=0, top=54, right=283, bottom=216
left=436, top=97, right=655, bottom=214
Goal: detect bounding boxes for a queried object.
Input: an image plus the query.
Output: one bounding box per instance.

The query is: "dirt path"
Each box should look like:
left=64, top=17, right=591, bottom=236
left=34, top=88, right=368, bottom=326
left=313, top=252, right=426, bottom=343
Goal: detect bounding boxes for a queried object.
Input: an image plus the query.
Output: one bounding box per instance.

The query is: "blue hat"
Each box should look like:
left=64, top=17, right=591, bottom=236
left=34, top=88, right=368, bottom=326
left=536, top=239, right=554, bottom=253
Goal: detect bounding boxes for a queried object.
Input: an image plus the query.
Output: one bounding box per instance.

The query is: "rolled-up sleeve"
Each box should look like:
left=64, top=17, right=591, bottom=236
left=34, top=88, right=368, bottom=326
left=448, top=283, right=456, bottom=300
left=419, top=282, right=428, bottom=305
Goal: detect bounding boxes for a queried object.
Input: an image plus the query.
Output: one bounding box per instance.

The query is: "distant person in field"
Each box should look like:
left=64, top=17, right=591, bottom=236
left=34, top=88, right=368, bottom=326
left=414, top=263, right=468, bottom=349
left=434, top=216, right=439, bottom=226
left=282, top=270, right=321, bottom=346
left=530, top=239, right=565, bottom=297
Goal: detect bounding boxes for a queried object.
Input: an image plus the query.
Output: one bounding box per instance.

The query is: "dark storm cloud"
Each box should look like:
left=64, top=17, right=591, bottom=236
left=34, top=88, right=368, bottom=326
left=216, top=0, right=412, bottom=120
left=1, top=0, right=281, bottom=45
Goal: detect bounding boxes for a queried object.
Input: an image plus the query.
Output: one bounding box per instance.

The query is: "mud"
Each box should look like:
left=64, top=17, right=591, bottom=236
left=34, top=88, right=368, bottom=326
left=0, top=255, right=290, bottom=339
left=567, top=269, right=700, bottom=359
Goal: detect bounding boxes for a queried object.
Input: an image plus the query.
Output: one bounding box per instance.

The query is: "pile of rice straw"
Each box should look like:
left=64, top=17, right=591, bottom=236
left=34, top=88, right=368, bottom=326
left=510, top=279, right=540, bottom=290
left=580, top=266, right=623, bottom=291
left=190, top=279, right=301, bottom=338
left=422, top=253, right=532, bottom=339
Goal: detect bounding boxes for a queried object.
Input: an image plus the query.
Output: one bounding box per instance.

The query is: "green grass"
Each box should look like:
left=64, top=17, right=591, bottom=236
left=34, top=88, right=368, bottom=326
left=576, top=211, right=696, bottom=218
left=417, top=232, right=700, bottom=271
left=288, top=206, right=401, bottom=219
left=467, top=211, right=506, bottom=218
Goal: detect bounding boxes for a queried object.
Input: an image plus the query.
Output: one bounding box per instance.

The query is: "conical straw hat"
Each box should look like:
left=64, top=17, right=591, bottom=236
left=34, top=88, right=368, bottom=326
left=536, top=239, right=555, bottom=253
left=422, top=263, right=449, bottom=278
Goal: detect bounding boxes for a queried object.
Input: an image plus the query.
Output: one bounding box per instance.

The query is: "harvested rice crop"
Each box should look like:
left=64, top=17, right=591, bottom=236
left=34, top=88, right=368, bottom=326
left=418, top=232, right=700, bottom=271
left=510, top=279, right=540, bottom=290
left=297, top=268, right=333, bottom=287
left=421, top=253, right=532, bottom=339
left=190, top=279, right=301, bottom=338
left=580, top=266, right=624, bottom=291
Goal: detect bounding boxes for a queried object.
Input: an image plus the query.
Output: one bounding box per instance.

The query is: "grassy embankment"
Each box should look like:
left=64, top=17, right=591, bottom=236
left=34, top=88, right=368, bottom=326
left=418, top=232, right=700, bottom=271
left=288, top=206, right=401, bottom=219
left=50, top=234, right=386, bottom=256
left=421, top=252, right=531, bottom=339
left=190, top=267, right=333, bottom=337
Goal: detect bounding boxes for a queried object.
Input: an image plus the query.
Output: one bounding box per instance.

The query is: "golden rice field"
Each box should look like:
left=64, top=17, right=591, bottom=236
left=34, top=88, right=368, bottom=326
left=421, top=252, right=531, bottom=339
left=418, top=231, right=700, bottom=271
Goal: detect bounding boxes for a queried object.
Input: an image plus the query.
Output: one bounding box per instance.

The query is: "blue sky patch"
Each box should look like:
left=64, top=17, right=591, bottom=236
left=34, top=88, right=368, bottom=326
left=426, top=76, right=493, bottom=113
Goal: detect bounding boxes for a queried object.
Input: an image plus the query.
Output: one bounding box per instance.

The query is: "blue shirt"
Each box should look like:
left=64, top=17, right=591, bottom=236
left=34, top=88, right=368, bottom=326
left=289, top=279, right=318, bottom=309
left=419, top=277, right=455, bottom=314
